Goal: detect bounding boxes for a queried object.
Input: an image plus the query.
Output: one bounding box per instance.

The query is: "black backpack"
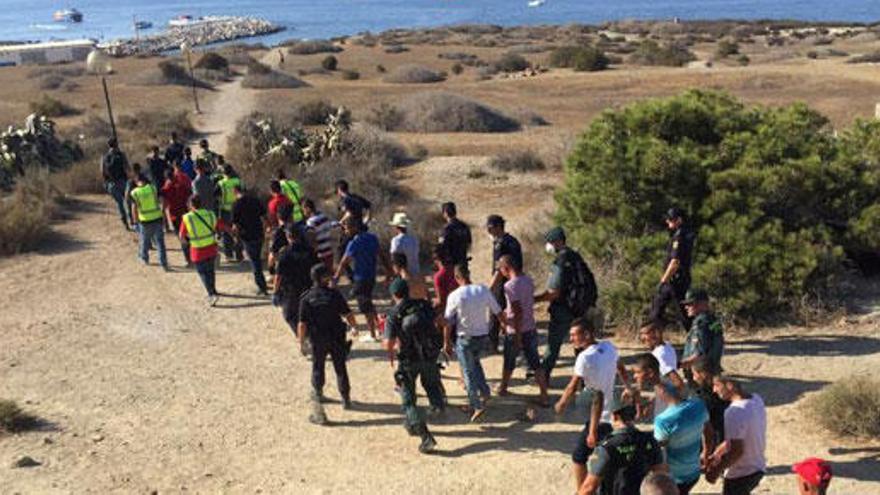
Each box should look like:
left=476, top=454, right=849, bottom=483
left=396, top=299, right=441, bottom=362
left=560, top=249, right=597, bottom=317
left=601, top=428, right=658, bottom=495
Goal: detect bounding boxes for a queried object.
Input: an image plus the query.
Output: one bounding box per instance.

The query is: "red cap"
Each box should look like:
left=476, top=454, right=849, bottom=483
left=792, top=458, right=832, bottom=487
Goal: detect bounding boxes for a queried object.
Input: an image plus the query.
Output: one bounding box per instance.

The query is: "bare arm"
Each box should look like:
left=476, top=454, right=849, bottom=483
left=334, top=255, right=352, bottom=282
left=296, top=321, right=307, bottom=347
left=578, top=474, right=601, bottom=495
left=554, top=375, right=583, bottom=414
left=489, top=270, right=504, bottom=292
left=587, top=390, right=604, bottom=448
left=535, top=288, right=560, bottom=304
left=660, top=259, right=680, bottom=284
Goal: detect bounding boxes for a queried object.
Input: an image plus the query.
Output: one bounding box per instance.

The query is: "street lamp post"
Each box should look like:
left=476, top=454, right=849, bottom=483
left=180, top=42, right=201, bottom=114
left=86, top=49, right=117, bottom=142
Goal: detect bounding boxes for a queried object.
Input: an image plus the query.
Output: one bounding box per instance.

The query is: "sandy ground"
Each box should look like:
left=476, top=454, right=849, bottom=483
left=3, top=66, right=880, bottom=494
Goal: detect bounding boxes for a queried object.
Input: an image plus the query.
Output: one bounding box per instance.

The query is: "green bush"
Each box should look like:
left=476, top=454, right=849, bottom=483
left=321, top=55, right=338, bottom=71
left=451, top=63, right=464, bottom=75
left=194, top=52, right=229, bottom=71
left=489, top=149, right=545, bottom=173
left=29, top=95, right=79, bottom=117
left=630, top=40, right=696, bottom=67
left=715, top=40, right=740, bottom=58
left=809, top=377, right=880, bottom=438
left=493, top=52, right=530, bottom=73
left=341, top=69, right=360, bottom=80
left=556, top=90, right=880, bottom=324
left=548, top=46, right=610, bottom=72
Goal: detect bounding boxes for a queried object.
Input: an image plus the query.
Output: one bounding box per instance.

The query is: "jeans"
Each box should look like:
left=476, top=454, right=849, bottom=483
left=195, top=258, right=217, bottom=296
left=218, top=209, right=242, bottom=260
left=105, top=180, right=128, bottom=228
left=396, top=360, right=445, bottom=431
left=138, top=220, right=167, bottom=268
left=455, top=334, right=490, bottom=410
left=312, top=339, right=350, bottom=400
left=242, top=238, right=267, bottom=291
left=542, top=309, right=574, bottom=378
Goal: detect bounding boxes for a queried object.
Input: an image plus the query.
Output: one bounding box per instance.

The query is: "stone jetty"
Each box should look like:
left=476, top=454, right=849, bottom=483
left=103, top=16, right=283, bottom=56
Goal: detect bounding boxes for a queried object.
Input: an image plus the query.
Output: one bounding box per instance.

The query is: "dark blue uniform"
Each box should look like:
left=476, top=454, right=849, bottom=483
left=650, top=225, right=696, bottom=329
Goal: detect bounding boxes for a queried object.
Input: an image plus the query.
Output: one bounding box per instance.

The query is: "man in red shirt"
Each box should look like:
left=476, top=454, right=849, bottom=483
left=162, top=167, right=193, bottom=265
left=267, top=180, right=293, bottom=228
left=432, top=244, right=458, bottom=314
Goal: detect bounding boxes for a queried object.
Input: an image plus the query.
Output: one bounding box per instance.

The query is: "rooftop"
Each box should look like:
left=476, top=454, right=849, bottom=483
left=0, top=39, right=95, bottom=52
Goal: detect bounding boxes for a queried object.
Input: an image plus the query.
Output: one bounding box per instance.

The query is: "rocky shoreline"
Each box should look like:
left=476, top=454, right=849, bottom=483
left=102, top=16, right=284, bottom=56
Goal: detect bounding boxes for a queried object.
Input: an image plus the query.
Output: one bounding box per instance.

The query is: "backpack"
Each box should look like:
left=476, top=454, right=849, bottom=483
left=396, top=299, right=441, bottom=362
left=601, top=428, right=657, bottom=495
left=560, top=249, right=597, bottom=317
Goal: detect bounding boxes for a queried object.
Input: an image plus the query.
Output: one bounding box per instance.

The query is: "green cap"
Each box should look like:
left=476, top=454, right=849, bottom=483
left=389, top=277, right=409, bottom=298
left=682, top=288, right=709, bottom=305
left=544, top=226, right=566, bottom=243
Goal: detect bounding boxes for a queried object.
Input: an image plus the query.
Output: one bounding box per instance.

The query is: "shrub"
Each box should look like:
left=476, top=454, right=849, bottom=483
left=383, top=64, right=445, bottom=84
left=384, top=45, right=409, bottom=54
left=489, top=149, right=545, bottom=173
left=29, top=95, right=79, bottom=117
left=341, top=69, right=360, bottom=80
left=321, top=55, right=338, bottom=71
left=0, top=172, right=54, bottom=256
left=715, top=40, right=740, bottom=58
left=117, top=110, right=195, bottom=141
left=194, top=52, right=229, bottom=71
left=736, top=54, right=751, bottom=66
left=365, top=102, right=405, bottom=131
left=809, top=377, right=880, bottom=437
left=286, top=39, right=343, bottom=55
left=493, top=52, right=530, bottom=72
left=451, top=63, right=464, bottom=75
left=630, top=40, right=697, bottom=66
left=0, top=399, right=41, bottom=432
left=242, top=63, right=308, bottom=89
left=549, top=46, right=610, bottom=71
left=847, top=51, right=880, bottom=64
left=376, top=64, right=387, bottom=73
left=38, top=74, right=66, bottom=90
left=134, top=60, right=212, bottom=89
left=369, top=92, right=520, bottom=133
left=556, top=90, right=880, bottom=324
left=52, top=159, right=103, bottom=194
left=475, top=66, right=498, bottom=80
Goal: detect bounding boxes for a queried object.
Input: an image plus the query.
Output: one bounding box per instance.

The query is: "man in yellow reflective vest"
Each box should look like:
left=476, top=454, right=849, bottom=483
left=277, top=169, right=305, bottom=223
left=217, top=164, right=243, bottom=262
left=130, top=173, right=169, bottom=271
left=179, top=194, right=223, bottom=306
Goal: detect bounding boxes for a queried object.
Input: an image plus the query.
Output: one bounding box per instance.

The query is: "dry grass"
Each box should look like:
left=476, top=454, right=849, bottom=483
left=0, top=171, right=54, bottom=256
left=367, top=92, right=520, bottom=133
left=488, top=149, right=545, bottom=173
left=809, top=377, right=880, bottom=438
left=286, top=40, right=343, bottom=55
left=29, top=94, right=80, bottom=117
left=243, top=62, right=308, bottom=89
left=133, top=60, right=213, bottom=89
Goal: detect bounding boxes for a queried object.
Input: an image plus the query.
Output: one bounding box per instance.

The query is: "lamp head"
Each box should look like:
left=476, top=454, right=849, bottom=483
left=86, top=49, right=112, bottom=75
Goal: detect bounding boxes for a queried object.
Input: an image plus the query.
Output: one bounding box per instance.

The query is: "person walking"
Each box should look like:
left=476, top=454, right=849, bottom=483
left=650, top=207, right=696, bottom=329
left=639, top=320, right=686, bottom=390
left=438, top=202, right=472, bottom=269
left=554, top=318, right=620, bottom=492
left=495, top=255, right=548, bottom=406
left=160, top=167, right=192, bottom=266
left=390, top=253, right=428, bottom=300
left=146, top=146, right=168, bottom=191
left=487, top=214, right=523, bottom=352
left=653, top=382, right=710, bottom=495
left=690, top=357, right=729, bottom=449
left=443, top=264, right=503, bottom=421
left=179, top=147, right=195, bottom=180
left=298, top=264, right=357, bottom=424
left=179, top=195, right=223, bottom=306
left=268, top=202, right=296, bottom=276
left=792, top=458, right=832, bottom=495
left=432, top=245, right=458, bottom=314
left=192, top=162, right=217, bottom=214
left=384, top=278, right=443, bottom=454
left=164, top=132, right=184, bottom=167
left=536, top=226, right=598, bottom=380
left=124, top=163, right=142, bottom=230
left=197, top=139, right=218, bottom=174
left=231, top=185, right=269, bottom=294
left=302, top=199, right=334, bottom=272
left=267, top=180, right=293, bottom=228
left=335, top=179, right=372, bottom=225
left=130, top=173, right=168, bottom=271
left=389, top=212, right=420, bottom=276
left=277, top=169, right=306, bottom=223
left=276, top=225, right=318, bottom=337
left=578, top=398, right=665, bottom=495
left=100, top=138, right=130, bottom=231
left=217, top=164, right=243, bottom=261
left=680, top=289, right=724, bottom=376
left=705, top=376, right=767, bottom=495
left=334, top=217, right=384, bottom=342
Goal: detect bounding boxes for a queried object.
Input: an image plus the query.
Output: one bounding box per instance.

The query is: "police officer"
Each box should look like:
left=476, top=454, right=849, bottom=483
left=438, top=202, right=472, bottom=269
left=487, top=214, right=523, bottom=352
left=383, top=278, right=444, bottom=454
left=650, top=207, right=696, bottom=330
left=579, top=398, right=666, bottom=495
left=297, top=264, right=358, bottom=425
left=216, top=164, right=243, bottom=261
left=679, top=288, right=724, bottom=376
left=130, top=173, right=169, bottom=271
left=536, top=226, right=597, bottom=380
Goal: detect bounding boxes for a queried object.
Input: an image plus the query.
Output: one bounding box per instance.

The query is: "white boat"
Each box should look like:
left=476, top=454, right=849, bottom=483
left=528, top=0, right=546, bottom=7
left=53, top=8, right=83, bottom=23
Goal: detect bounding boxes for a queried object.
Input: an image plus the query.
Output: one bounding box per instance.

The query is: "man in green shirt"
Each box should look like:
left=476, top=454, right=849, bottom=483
left=680, top=289, right=724, bottom=376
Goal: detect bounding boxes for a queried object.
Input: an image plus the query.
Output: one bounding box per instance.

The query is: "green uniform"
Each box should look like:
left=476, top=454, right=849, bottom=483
left=542, top=247, right=594, bottom=376
left=683, top=312, right=724, bottom=373
left=279, top=179, right=305, bottom=222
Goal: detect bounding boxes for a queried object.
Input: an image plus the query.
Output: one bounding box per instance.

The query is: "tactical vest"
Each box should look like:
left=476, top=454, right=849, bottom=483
left=183, top=209, right=218, bottom=248
left=280, top=179, right=305, bottom=222
left=394, top=299, right=441, bottom=363
left=218, top=176, right=241, bottom=212
left=599, top=427, right=657, bottom=495
left=131, top=184, right=162, bottom=223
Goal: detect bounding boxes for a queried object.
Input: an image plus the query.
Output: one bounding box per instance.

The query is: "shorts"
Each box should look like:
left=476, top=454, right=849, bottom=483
left=352, top=279, right=376, bottom=314
left=502, top=331, right=541, bottom=372
left=571, top=421, right=613, bottom=464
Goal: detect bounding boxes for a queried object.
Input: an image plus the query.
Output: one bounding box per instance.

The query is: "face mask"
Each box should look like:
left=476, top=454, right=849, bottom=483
left=545, top=242, right=556, bottom=255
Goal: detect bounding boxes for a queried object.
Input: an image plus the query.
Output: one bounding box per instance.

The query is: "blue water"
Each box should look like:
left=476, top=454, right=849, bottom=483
left=1, top=0, right=879, bottom=45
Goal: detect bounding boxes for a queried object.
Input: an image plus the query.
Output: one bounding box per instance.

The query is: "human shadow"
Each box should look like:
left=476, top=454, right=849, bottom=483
left=34, top=229, right=93, bottom=255
left=827, top=447, right=880, bottom=483
left=213, top=299, right=272, bottom=310
left=432, top=420, right=577, bottom=457
left=725, top=334, right=880, bottom=358
left=726, top=374, right=829, bottom=407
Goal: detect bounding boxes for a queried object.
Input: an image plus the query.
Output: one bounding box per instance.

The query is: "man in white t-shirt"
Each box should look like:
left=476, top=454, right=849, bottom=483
left=706, top=375, right=766, bottom=495
left=554, top=317, right=621, bottom=492
left=639, top=320, right=679, bottom=377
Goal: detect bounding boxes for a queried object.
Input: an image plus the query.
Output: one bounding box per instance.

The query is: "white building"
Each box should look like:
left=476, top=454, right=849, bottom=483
left=0, top=39, right=96, bottom=66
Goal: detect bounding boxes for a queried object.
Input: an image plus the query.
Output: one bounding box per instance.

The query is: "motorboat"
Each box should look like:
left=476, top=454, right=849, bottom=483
left=53, top=8, right=83, bottom=23
left=134, top=20, right=153, bottom=30
left=527, top=0, right=546, bottom=7
left=168, top=15, right=195, bottom=27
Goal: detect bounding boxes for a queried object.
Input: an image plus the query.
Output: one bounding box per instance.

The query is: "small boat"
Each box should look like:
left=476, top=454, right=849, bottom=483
left=134, top=20, right=153, bottom=30
left=168, top=15, right=194, bottom=27
left=527, top=0, right=546, bottom=7
left=53, top=8, right=83, bottom=23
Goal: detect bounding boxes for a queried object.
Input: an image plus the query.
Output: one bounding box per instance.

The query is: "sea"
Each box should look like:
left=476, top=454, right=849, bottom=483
left=1, top=0, right=879, bottom=46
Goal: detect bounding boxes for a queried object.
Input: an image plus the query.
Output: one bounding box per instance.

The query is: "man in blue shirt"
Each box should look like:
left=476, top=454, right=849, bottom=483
left=654, top=381, right=710, bottom=495
left=334, top=216, right=387, bottom=341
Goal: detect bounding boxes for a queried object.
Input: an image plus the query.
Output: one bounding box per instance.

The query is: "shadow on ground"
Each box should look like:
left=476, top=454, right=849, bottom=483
left=726, top=334, right=880, bottom=358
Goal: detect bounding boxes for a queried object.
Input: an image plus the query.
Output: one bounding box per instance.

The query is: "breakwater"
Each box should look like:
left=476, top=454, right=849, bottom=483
left=103, top=16, right=284, bottom=56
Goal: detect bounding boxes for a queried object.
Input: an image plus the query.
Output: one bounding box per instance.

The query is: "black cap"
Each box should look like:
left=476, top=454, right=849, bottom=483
left=665, top=207, right=685, bottom=220
left=544, top=226, right=566, bottom=243
left=486, top=214, right=505, bottom=228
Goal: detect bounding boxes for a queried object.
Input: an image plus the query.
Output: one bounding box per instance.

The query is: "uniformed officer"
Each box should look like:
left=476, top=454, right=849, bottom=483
left=679, top=289, right=724, bottom=376
left=579, top=398, right=666, bottom=495
left=487, top=214, right=523, bottom=352
left=650, top=207, right=696, bottom=330
left=383, top=278, right=444, bottom=454
left=536, top=226, right=597, bottom=380
left=438, top=202, right=472, bottom=269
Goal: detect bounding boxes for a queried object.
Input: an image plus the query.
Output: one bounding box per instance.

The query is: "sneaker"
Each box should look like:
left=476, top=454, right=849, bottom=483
left=310, top=389, right=327, bottom=403
left=208, top=294, right=220, bottom=307
left=427, top=406, right=446, bottom=420
left=470, top=408, right=487, bottom=423
left=256, top=288, right=269, bottom=296
left=418, top=433, right=437, bottom=454
left=162, top=265, right=171, bottom=273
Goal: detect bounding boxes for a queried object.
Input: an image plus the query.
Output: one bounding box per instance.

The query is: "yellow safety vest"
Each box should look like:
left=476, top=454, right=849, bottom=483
left=183, top=209, right=217, bottom=248
left=280, top=179, right=304, bottom=222
left=218, top=176, right=241, bottom=212
left=131, top=183, right=163, bottom=223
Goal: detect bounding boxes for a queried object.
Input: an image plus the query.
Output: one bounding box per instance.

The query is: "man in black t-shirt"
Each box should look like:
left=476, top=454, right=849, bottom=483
left=486, top=214, right=523, bottom=352
left=335, top=179, right=372, bottom=225
left=298, top=264, right=358, bottom=423
left=164, top=132, right=184, bottom=167
left=231, top=186, right=267, bottom=294
left=276, top=225, right=318, bottom=336
left=101, top=138, right=130, bottom=230
left=438, top=202, right=472, bottom=268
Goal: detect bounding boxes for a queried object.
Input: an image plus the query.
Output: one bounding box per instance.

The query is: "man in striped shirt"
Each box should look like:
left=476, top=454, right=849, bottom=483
left=303, top=199, right=334, bottom=271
